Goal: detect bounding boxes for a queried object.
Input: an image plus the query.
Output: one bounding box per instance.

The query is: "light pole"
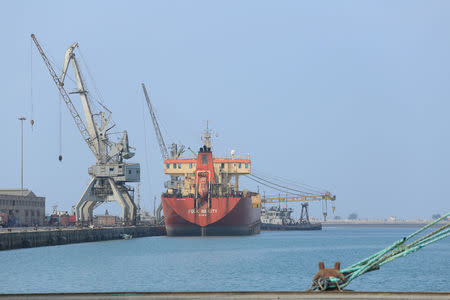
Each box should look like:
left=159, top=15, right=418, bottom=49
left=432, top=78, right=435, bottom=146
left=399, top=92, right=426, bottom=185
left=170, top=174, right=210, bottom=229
left=18, top=117, right=26, bottom=197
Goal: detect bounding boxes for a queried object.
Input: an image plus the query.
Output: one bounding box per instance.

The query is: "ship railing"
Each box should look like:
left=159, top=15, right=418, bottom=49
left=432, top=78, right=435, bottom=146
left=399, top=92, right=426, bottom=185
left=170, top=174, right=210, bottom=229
left=163, top=190, right=256, bottom=199
left=214, top=154, right=251, bottom=160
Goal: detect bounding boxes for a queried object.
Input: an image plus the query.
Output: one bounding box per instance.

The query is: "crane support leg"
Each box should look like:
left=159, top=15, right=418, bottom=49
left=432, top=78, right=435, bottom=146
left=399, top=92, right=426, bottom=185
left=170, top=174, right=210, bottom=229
left=108, top=179, right=137, bottom=225
left=75, top=177, right=97, bottom=226
left=82, top=200, right=96, bottom=225
left=122, top=190, right=136, bottom=225
left=108, top=179, right=128, bottom=222
left=75, top=177, right=137, bottom=227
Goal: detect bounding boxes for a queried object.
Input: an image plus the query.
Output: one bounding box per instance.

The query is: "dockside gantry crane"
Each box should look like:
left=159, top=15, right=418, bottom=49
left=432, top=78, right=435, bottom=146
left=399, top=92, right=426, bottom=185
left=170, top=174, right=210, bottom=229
left=32, top=34, right=140, bottom=225
left=261, top=192, right=336, bottom=221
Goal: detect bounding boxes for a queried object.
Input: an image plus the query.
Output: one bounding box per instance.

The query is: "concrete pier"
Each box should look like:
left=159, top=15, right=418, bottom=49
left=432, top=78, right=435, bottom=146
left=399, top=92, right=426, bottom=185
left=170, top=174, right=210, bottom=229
left=0, top=225, right=166, bottom=251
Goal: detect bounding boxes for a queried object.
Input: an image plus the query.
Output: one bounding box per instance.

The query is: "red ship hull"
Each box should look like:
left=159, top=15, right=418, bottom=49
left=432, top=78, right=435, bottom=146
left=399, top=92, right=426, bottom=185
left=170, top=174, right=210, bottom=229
left=162, top=193, right=261, bottom=236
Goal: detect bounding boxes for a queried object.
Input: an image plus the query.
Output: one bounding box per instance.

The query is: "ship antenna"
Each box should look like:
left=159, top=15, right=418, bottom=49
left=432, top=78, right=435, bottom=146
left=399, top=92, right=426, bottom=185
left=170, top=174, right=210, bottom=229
left=204, top=120, right=211, bottom=149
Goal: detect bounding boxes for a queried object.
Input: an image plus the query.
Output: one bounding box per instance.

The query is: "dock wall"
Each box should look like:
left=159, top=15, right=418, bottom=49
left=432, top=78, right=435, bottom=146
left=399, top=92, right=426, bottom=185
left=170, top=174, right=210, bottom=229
left=0, top=225, right=166, bottom=251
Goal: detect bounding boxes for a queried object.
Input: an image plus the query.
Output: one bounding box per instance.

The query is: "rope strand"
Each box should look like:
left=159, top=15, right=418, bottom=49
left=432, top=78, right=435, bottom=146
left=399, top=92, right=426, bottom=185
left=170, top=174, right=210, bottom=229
left=310, top=212, right=450, bottom=291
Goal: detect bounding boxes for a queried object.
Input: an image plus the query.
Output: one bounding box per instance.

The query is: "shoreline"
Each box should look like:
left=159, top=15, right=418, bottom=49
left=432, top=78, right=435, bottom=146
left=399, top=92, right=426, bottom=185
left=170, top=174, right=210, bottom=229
left=322, top=221, right=449, bottom=228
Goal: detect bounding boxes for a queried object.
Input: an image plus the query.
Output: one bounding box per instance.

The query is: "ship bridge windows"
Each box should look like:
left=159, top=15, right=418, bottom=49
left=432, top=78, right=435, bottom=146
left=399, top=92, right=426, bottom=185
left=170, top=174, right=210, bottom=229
left=178, top=163, right=181, bottom=169
left=245, top=163, right=249, bottom=168
left=189, top=163, right=193, bottom=169
left=173, top=163, right=177, bottom=169
left=239, top=163, right=242, bottom=168
left=221, top=163, right=224, bottom=168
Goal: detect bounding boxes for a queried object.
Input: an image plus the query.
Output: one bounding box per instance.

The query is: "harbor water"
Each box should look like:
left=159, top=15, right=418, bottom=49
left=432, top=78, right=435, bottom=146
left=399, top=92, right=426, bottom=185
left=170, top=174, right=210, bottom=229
left=0, top=227, right=448, bottom=294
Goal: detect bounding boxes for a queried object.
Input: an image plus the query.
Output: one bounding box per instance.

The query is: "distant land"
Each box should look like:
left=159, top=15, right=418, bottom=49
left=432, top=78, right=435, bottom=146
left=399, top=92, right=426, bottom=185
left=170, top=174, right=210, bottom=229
left=320, top=218, right=449, bottom=228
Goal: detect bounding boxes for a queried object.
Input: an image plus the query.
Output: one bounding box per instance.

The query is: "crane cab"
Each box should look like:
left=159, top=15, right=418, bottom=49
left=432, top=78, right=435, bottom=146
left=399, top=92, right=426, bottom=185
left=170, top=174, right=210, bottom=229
left=88, top=163, right=140, bottom=182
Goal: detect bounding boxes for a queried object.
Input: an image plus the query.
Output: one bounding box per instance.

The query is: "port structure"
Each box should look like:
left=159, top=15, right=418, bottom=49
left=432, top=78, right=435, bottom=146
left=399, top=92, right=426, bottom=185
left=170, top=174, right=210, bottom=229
left=162, top=127, right=252, bottom=200
left=299, top=203, right=311, bottom=224
left=31, top=34, right=140, bottom=226
left=142, top=83, right=252, bottom=202
left=261, top=192, right=336, bottom=221
left=141, top=83, right=186, bottom=190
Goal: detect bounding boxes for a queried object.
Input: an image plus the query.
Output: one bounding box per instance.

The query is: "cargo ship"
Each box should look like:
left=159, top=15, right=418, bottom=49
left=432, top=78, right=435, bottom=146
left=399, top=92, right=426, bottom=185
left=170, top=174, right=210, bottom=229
left=161, top=126, right=261, bottom=236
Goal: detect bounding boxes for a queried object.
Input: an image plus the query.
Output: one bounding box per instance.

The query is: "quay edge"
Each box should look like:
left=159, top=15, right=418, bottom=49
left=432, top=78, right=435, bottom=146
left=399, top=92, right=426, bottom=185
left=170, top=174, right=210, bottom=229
left=0, top=291, right=449, bottom=300
left=0, top=225, right=166, bottom=251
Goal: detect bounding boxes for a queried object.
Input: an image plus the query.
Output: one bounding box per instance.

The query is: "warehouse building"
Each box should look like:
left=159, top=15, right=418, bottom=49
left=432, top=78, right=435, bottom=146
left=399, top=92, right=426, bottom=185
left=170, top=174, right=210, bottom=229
left=0, top=189, right=45, bottom=227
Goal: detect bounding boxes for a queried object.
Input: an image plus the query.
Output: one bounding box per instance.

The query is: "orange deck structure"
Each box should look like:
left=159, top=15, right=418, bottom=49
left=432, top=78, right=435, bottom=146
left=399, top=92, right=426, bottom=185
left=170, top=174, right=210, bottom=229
left=161, top=126, right=261, bottom=236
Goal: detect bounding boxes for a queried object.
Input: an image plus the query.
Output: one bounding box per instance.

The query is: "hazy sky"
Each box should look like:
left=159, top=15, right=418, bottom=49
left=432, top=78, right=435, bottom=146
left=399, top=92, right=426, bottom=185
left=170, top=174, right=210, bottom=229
left=1, top=0, right=449, bottom=219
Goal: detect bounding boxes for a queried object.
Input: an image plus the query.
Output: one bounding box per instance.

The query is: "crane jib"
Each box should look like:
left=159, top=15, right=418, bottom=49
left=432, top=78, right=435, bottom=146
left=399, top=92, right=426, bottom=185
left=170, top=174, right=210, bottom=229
left=142, top=83, right=169, bottom=160
left=30, top=34, right=99, bottom=160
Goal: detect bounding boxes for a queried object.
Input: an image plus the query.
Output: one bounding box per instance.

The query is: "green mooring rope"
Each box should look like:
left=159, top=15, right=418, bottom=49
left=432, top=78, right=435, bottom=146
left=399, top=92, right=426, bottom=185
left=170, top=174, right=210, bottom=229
left=310, top=212, right=450, bottom=291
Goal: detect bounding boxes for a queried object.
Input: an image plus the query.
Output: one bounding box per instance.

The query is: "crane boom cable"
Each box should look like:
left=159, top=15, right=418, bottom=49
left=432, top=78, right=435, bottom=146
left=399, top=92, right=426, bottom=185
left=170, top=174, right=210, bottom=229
left=251, top=168, right=327, bottom=194
left=245, top=174, right=312, bottom=197
left=30, top=38, right=33, bottom=127
left=251, top=167, right=327, bottom=192
left=157, top=108, right=174, bottom=148
left=245, top=174, right=295, bottom=194
left=245, top=174, right=334, bottom=223
left=245, top=175, right=332, bottom=201
left=59, top=93, right=62, bottom=159
left=141, top=95, right=152, bottom=205
left=30, top=34, right=99, bottom=159
left=72, top=58, right=100, bottom=116
left=45, top=48, right=77, bottom=85
left=77, top=47, right=111, bottom=114
left=141, top=83, right=169, bottom=160
left=248, top=173, right=316, bottom=195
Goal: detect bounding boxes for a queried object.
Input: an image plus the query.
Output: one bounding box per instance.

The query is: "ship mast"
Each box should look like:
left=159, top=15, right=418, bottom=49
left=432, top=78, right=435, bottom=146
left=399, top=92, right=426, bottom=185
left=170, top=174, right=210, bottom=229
left=204, top=121, right=211, bottom=149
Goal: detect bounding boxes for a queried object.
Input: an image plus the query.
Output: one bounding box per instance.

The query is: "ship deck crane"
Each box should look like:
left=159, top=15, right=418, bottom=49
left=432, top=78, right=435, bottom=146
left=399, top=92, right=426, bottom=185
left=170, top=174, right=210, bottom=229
left=32, top=34, right=140, bottom=226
